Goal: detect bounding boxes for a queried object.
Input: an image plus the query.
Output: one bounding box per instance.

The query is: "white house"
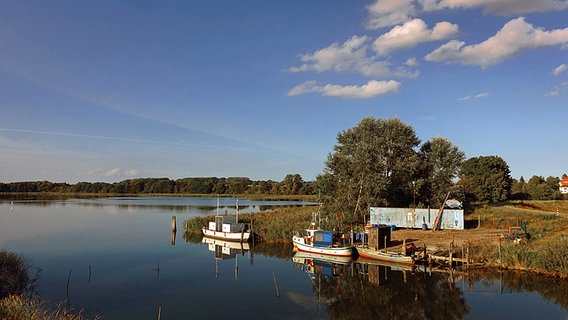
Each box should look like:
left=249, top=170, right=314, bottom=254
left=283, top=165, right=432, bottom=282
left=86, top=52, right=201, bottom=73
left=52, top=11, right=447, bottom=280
left=560, top=177, right=568, bottom=194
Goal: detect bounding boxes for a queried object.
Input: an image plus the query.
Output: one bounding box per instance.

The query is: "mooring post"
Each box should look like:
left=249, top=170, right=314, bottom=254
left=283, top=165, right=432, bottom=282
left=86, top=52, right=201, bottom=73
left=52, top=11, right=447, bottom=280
left=272, top=272, right=280, bottom=297
left=171, top=216, right=177, bottom=246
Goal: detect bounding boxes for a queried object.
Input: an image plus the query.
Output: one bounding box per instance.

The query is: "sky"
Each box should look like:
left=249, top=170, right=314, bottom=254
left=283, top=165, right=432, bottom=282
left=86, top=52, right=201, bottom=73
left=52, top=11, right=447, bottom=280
left=0, top=0, right=567, bottom=183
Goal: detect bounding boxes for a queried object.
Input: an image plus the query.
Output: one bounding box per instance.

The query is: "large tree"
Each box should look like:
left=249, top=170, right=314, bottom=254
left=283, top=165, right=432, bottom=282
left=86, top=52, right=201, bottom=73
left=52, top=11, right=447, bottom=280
left=319, top=117, right=421, bottom=225
left=458, top=155, right=512, bottom=203
left=418, top=136, right=465, bottom=207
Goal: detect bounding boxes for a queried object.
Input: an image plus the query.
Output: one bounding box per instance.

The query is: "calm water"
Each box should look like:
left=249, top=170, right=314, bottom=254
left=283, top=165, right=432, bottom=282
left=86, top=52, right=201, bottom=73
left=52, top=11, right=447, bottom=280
left=0, top=197, right=567, bottom=320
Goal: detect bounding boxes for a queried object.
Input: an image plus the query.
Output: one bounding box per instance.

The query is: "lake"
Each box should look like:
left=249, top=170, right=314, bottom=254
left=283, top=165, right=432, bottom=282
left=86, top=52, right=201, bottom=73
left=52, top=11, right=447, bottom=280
left=1, top=197, right=567, bottom=319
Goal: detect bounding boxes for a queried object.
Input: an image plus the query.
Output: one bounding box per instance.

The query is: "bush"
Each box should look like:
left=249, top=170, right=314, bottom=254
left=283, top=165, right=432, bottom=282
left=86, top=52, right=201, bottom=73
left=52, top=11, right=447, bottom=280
left=0, top=250, right=31, bottom=299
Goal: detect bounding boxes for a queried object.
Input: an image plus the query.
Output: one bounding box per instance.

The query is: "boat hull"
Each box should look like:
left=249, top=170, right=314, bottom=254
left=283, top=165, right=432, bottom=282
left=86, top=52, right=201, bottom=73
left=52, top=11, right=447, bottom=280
left=292, top=236, right=353, bottom=257
left=356, top=246, right=414, bottom=265
left=202, top=228, right=250, bottom=242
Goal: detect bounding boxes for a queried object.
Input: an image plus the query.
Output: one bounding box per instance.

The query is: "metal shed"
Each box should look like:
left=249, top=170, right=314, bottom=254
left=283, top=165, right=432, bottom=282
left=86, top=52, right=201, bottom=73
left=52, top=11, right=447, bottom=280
left=369, top=207, right=464, bottom=230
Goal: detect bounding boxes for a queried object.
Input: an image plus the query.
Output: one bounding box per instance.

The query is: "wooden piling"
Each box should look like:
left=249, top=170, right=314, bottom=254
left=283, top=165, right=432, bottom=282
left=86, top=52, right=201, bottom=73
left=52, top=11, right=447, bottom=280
left=272, top=272, right=280, bottom=297
left=171, top=216, right=177, bottom=246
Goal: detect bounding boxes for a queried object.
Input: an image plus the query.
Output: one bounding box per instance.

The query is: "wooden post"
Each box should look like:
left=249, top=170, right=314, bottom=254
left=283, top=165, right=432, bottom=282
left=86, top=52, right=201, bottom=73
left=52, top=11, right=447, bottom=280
left=171, top=216, right=177, bottom=246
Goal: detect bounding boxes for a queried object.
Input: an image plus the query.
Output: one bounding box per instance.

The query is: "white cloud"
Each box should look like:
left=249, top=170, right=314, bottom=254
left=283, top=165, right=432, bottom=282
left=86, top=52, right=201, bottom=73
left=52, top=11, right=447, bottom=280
left=366, top=0, right=417, bottom=29
left=373, top=19, right=459, bottom=56
left=289, top=35, right=370, bottom=73
left=425, top=17, right=568, bottom=68
left=405, top=57, right=419, bottom=67
left=289, top=35, right=419, bottom=79
left=458, top=92, right=490, bottom=101
left=287, top=80, right=401, bottom=99
left=553, top=64, right=568, bottom=76
left=365, top=0, right=568, bottom=29
left=421, top=0, right=568, bottom=15
left=91, top=168, right=140, bottom=178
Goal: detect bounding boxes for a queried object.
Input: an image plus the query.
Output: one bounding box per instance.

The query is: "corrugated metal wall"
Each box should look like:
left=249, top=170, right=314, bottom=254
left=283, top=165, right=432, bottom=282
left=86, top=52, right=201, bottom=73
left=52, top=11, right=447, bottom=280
left=369, top=207, right=464, bottom=230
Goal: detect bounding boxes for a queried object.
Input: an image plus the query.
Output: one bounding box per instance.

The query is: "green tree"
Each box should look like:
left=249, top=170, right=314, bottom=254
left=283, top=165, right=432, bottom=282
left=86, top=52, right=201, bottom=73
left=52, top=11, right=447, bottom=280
left=322, top=117, right=421, bottom=225
left=280, top=174, right=304, bottom=195
left=511, top=176, right=529, bottom=200
left=525, top=175, right=562, bottom=200
left=458, top=155, right=512, bottom=203
left=418, top=136, right=465, bottom=207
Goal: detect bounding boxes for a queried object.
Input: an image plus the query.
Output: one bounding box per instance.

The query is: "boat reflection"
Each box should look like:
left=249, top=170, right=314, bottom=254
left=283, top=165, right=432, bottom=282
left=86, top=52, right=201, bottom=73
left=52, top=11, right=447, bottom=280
left=292, top=250, right=469, bottom=319
left=202, top=236, right=252, bottom=279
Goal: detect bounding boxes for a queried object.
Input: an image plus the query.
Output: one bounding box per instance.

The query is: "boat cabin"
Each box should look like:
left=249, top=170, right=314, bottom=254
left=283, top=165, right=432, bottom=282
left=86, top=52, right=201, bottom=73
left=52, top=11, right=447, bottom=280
left=208, top=216, right=248, bottom=233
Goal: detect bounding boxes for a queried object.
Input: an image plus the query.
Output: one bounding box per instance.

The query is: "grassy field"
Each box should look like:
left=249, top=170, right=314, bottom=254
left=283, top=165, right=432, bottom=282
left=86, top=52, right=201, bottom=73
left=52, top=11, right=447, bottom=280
left=466, top=200, right=568, bottom=276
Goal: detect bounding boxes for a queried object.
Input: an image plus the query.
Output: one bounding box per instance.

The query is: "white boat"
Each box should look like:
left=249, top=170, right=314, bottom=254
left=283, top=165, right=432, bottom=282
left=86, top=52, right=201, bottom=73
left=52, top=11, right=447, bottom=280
left=292, top=227, right=353, bottom=257
left=202, top=198, right=251, bottom=242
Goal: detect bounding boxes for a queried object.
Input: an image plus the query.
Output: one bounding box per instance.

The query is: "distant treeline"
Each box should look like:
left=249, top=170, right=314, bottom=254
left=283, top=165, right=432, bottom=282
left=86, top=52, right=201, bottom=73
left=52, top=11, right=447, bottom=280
left=0, top=174, right=316, bottom=196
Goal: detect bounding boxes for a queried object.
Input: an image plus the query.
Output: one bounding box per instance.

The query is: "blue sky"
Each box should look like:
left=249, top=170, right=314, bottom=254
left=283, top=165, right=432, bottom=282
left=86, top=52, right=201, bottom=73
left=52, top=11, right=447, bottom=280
left=0, top=0, right=567, bottom=183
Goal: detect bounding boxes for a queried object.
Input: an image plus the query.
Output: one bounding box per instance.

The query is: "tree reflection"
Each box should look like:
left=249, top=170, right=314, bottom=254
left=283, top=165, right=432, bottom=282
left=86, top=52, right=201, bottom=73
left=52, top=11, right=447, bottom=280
left=294, top=258, right=469, bottom=320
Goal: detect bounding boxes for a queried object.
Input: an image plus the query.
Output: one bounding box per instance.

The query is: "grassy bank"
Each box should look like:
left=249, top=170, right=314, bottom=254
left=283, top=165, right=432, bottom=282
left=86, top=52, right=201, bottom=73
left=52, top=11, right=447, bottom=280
left=0, top=249, right=99, bottom=320
left=468, top=200, right=568, bottom=277
left=186, top=200, right=568, bottom=277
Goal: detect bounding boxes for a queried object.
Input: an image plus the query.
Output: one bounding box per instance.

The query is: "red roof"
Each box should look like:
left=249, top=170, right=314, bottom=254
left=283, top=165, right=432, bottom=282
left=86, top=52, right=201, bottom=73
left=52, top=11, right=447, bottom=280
left=560, top=177, right=568, bottom=187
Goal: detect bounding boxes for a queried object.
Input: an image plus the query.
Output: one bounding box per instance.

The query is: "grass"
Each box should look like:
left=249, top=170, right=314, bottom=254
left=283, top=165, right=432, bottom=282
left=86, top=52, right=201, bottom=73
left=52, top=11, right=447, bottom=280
left=0, top=249, right=99, bottom=320
left=466, top=200, right=568, bottom=277
left=0, top=294, right=99, bottom=320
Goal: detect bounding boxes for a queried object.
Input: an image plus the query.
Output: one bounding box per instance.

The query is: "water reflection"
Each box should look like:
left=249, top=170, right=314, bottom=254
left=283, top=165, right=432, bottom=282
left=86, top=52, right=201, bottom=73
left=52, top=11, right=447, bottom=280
left=202, top=237, right=253, bottom=281
left=289, top=251, right=568, bottom=319
left=0, top=196, right=317, bottom=215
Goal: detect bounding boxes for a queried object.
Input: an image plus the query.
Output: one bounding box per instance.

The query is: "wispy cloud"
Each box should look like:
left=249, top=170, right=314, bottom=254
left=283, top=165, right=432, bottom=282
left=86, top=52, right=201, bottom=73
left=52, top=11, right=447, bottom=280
left=288, top=35, right=418, bottom=79
left=0, top=127, right=241, bottom=150
left=90, top=167, right=140, bottom=178
left=458, top=92, right=490, bottom=101
left=366, top=0, right=417, bottom=29
left=287, top=80, right=401, bottom=99
left=425, top=17, right=568, bottom=68
left=546, top=82, right=568, bottom=96
left=553, top=64, right=568, bottom=76
left=365, top=0, right=568, bottom=29
left=421, top=0, right=568, bottom=16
